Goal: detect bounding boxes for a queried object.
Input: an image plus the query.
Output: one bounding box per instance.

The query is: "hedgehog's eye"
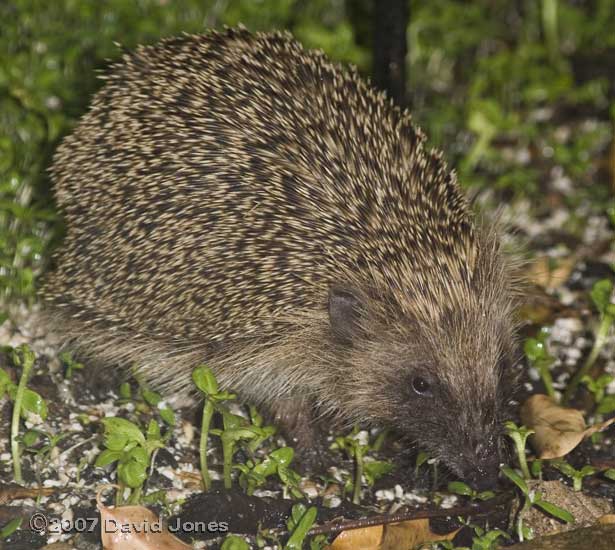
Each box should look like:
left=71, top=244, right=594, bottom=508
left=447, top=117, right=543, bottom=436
left=412, top=376, right=432, bottom=396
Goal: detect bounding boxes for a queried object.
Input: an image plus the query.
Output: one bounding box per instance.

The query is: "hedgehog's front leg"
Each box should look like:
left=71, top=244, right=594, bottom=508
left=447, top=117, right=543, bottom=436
left=269, top=398, right=330, bottom=472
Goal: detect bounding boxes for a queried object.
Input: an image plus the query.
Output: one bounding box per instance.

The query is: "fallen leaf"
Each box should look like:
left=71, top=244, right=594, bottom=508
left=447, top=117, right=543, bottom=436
left=97, top=486, right=191, bottom=550
left=329, top=525, right=383, bottom=550
left=598, top=514, right=615, bottom=524
left=329, top=519, right=458, bottom=550
left=527, top=256, right=577, bottom=290
left=521, top=394, right=615, bottom=459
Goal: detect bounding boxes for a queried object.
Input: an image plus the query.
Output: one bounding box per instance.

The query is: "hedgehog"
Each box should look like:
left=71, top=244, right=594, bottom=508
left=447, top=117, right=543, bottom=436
left=42, top=27, right=522, bottom=487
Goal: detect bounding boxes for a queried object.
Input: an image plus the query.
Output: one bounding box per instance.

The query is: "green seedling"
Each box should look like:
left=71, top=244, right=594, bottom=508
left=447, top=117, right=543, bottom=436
left=192, top=365, right=236, bottom=491
left=415, top=450, right=430, bottom=475
left=447, top=481, right=495, bottom=502
left=0, top=345, right=47, bottom=484
left=530, top=459, right=544, bottom=479
left=468, top=525, right=510, bottom=550
left=549, top=459, right=597, bottom=491
left=0, top=517, right=22, bottom=540
left=437, top=523, right=511, bottom=550
left=95, top=417, right=165, bottom=505
left=22, top=429, right=68, bottom=483
left=581, top=373, right=614, bottom=406
left=501, top=465, right=574, bottom=542
left=581, top=373, right=615, bottom=416
left=114, top=380, right=175, bottom=426
left=119, top=382, right=132, bottom=400
left=59, top=351, right=84, bottom=379
left=221, top=534, right=251, bottom=550
left=524, top=327, right=556, bottom=399
left=236, top=446, right=303, bottom=498
left=140, top=388, right=175, bottom=426
left=285, top=503, right=319, bottom=550
left=563, top=279, right=615, bottom=404
left=604, top=469, right=615, bottom=481
left=245, top=405, right=278, bottom=454
left=331, top=427, right=394, bottom=504
left=504, top=421, right=534, bottom=479
left=212, top=409, right=276, bottom=490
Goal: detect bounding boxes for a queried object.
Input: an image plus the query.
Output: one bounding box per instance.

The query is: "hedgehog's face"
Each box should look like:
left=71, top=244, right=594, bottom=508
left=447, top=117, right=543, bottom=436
left=329, top=284, right=519, bottom=489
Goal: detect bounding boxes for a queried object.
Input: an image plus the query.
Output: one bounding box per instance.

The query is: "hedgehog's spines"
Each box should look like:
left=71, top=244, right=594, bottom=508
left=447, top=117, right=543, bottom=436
left=42, top=29, right=521, bottom=483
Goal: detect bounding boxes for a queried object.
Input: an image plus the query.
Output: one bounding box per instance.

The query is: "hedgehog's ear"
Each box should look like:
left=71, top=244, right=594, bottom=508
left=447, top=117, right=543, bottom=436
left=328, top=285, right=363, bottom=344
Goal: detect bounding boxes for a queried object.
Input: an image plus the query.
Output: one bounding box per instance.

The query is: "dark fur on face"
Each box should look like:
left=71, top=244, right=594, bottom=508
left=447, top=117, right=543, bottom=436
left=325, top=227, right=523, bottom=486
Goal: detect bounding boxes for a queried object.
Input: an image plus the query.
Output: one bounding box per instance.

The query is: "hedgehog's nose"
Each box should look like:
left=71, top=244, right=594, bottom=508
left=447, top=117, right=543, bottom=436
left=466, top=466, right=499, bottom=491
left=465, top=442, right=501, bottom=490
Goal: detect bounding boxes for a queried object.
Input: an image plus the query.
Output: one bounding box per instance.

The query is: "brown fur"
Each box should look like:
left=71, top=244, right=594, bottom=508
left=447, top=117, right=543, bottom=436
left=41, top=28, right=523, bottom=484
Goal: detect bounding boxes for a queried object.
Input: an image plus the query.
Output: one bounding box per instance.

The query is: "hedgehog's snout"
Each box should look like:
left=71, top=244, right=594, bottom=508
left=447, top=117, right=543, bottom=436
left=458, top=435, right=503, bottom=490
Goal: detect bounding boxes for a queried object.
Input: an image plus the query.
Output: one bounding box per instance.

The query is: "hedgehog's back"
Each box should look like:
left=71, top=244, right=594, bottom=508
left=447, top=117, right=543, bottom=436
left=43, top=28, right=475, bottom=345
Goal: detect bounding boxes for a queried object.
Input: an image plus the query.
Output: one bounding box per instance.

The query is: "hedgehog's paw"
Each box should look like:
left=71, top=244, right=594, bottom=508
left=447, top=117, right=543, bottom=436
left=269, top=398, right=333, bottom=473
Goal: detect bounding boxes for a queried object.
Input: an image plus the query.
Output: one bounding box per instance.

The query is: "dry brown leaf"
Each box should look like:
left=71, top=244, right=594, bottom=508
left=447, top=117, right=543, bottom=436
left=521, top=394, right=615, bottom=459
left=527, top=256, right=577, bottom=290
left=329, top=519, right=458, bottom=550
left=381, top=519, right=458, bottom=550
left=328, top=525, right=383, bottom=550
left=97, top=486, right=191, bottom=550
left=598, top=515, right=615, bottom=524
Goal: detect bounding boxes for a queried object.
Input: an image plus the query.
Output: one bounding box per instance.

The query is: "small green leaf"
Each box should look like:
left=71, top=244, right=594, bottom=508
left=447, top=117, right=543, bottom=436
left=530, top=459, right=543, bottom=478
left=220, top=534, right=250, bottom=550
left=0, top=517, right=23, bottom=539
left=597, top=395, right=615, bottom=415
left=590, top=279, right=614, bottom=315
left=501, top=465, right=528, bottom=494
left=534, top=498, right=574, bottom=523
left=119, top=382, right=132, bottom=399
left=286, top=505, right=318, bottom=550
left=104, top=431, right=130, bottom=452
left=20, top=388, right=48, bottom=420
left=604, top=469, right=615, bottom=481
left=146, top=419, right=161, bottom=441
left=364, top=460, right=394, bottom=482
left=21, top=429, right=40, bottom=447
left=415, top=450, right=430, bottom=471
left=95, top=449, right=122, bottom=468
left=127, top=445, right=149, bottom=465
left=192, top=366, right=218, bottom=395
left=101, top=417, right=146, bottom=446
left=0, top=368, right=13, bottom=394
left=447, top=481, right=474, bottom=496
left=11, top=345, right=35, bottom=369
left=141, top=389, right=161, bottom=406
left=118, top=460, right=147, bottom=488
left=159, top=406, right=175, bottom=426
left=524, top=337, right=547, bottom=362
left=270, top=447, right=295, bottom=467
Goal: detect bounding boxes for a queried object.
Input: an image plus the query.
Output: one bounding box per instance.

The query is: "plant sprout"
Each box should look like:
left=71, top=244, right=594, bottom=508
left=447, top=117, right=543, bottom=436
left=563, top=279, right=615, bottom=404
left=501, top=465, right=574, bottom=542
left=447, top=480, right=495, bottom=502
left=95, top=417, right=165, bottom=505
left=192, top=365, right=235, bottom=491
left=524, top=328, right=556, bottom=399
left=0, top=345, right=47, bottom=484
left=549, top=459, right=597, bottom=491
left=504, top=421, right=534, bottom=479
left=331, top=427, right=393, bottom=504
